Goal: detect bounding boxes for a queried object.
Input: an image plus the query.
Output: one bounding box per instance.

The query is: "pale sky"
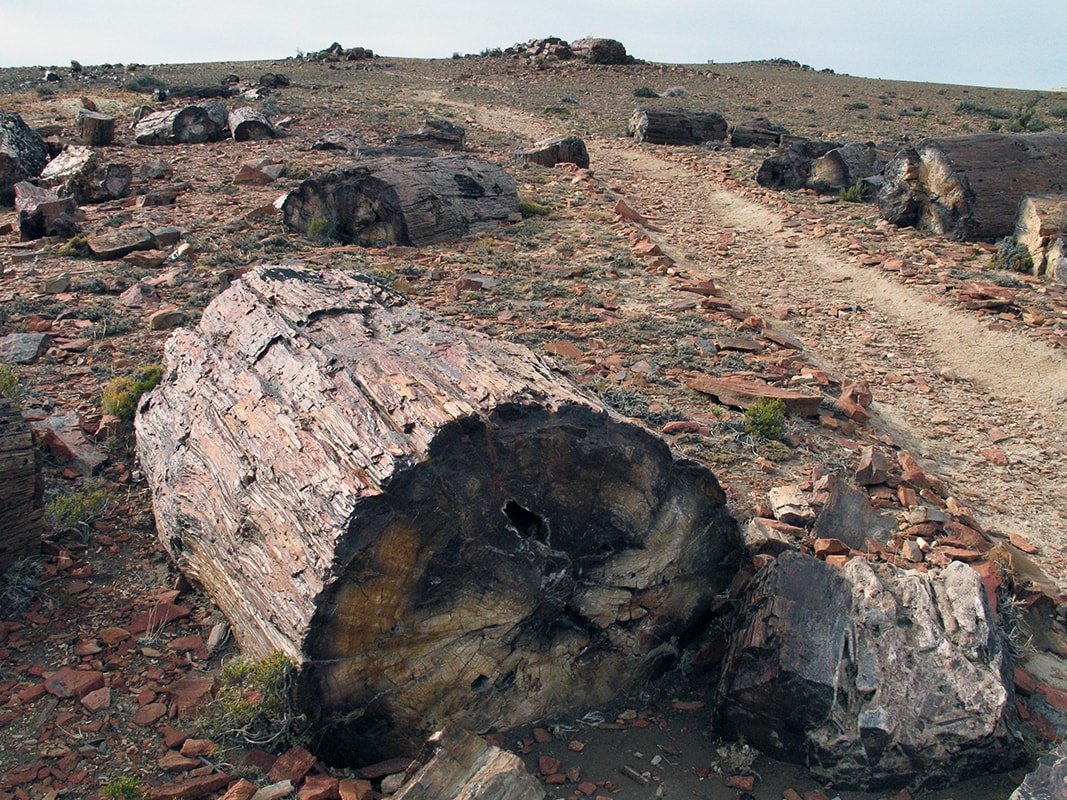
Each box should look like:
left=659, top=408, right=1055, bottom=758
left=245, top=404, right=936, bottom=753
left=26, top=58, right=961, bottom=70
left=2, top=0, right=1064, bottom=91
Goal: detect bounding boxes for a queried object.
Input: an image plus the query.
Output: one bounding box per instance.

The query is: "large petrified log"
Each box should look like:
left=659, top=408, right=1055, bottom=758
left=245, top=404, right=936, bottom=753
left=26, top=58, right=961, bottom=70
left=282, top=154, right=519, bottom=246
left=0, top=397, right=44, bottom=574
left=755, top=139, right=842, bottom=190
left=515, top=135, right=590, bottom=169
left=627, top=107, right=727, bottom=146
left=393, top=119, right=466, bottom=151
left=228, top=106, right=275, bottom=141
left=1014, top=193, right=1067, bottom=278
left=729, top=117, right=787, bottom=149
left=715, top=551, right=1023, bottom=791
left=878, top=132, right=1067, bottom=240
left=38, top=146, right=131, bottom=204
left=135, top=265, right=742, bottom=764
left=808, top=141, right=885, bottom=194
left=1, top=112, right=49, bottom=205
left=134, top=106, right=220, bottom=145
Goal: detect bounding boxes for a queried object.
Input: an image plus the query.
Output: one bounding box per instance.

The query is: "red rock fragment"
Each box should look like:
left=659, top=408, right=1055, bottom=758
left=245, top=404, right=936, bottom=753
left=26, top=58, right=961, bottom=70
left=268, top=745, right=317, bottom=784
left=338, top=777, right=372, bottom=800
left=1009, top=533, right=1040, bottom=555
left=577, top=781, right=598, bottom=795
left=159, top=751, right=201, bottom=773
left=532, top=727, right=553, bottom=743
left=219, top=779, right=258, bottom=800
left=299, top=775, right=340, bottom=800
left=538, top=755, right=562, bottom=776
left=980, top=447, right=1010, bottom=466
left=144, top=773, right=230, bottom=800
left=44, top=668, right=104, bottom=699
left=131, top=703, right=168, bottom=726
left=80, top=687, right=110, bottom=712
left=726, top=775, right=755, bottom=791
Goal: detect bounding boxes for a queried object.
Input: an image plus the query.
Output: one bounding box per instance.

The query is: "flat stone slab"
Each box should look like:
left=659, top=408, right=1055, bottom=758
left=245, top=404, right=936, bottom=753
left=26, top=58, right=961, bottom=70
left=0, top=332, right=50, bottom=364
left=688, top=374, right=823, bottom=416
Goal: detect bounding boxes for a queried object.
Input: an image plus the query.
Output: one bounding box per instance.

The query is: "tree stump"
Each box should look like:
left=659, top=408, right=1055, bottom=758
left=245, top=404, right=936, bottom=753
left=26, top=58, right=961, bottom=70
left=76, top=110, right=115, bottom=146
left=515, top=135, right=590, bottom=169
left=628, top=107, right=727, bottom=146
left=228, top=106, right=275, bottom=141
left=1014, top=193, right=1067, bottom=277
left=729, top=118, right=786, bottom=149
left=0, top=397, right=44, bottom=573
left=282, top=154, right=519, bottom=247
left=135, top=265, right=742, bottom=764
left=134, top=107, right=219, bottom=145
left=1, top=112, right=49, bottom=206
left=878, top=132, right=1067, bottom=240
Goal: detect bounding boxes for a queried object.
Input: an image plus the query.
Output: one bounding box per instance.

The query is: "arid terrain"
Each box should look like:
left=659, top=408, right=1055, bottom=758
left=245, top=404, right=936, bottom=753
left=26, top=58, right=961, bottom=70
left=2, top=44, right=1067, bottom=800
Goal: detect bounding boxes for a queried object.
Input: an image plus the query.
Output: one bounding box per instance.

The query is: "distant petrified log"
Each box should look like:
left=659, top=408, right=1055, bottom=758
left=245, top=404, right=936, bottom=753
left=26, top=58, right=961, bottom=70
left=628, top=107, right=727, bottom=146
left=1014, top=193, right=1067, bottom=277
left=134, top=106, right=220, bottom=145
left=76, top=110, right=115, bottom=146
left=393, top=119, right=466, bottom=151
left=808, top=141, right=885, bottom=193
left=168, top=85, right=234, bottom=99
left=716, top=551, right=1023, bottom=791
left=311, top=128, right=367, bottom=153
left=878, top=132, right=1067, bottom=240
left=14, top=182, right=79, bottom=240
left=39, top=146, right=131, bottom=204
left=136, top=265, right=742, bottom=764
left=571, top=37, right=632, bottom=65
left=0, top=397, right=44, bottom=574
left=228, top=106, right=275, bottom=141
left=729, top=118, right=786, bottom=149
left=515, top=135, right=590, bottom=169
left=282, top=154, right=519, bottom=246
left=1, top=112, right=49, bottom=205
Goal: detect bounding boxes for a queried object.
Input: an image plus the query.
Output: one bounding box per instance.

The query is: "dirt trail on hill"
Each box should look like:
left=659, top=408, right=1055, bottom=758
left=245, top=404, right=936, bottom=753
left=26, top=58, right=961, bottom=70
left=437, top=94, right=1067, bottom=585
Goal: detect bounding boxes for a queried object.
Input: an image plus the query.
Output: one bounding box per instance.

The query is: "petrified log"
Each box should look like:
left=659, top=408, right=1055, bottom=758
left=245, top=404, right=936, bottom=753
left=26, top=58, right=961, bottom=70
left=39, top=146, right=131, bottom=204
left=311, top=128, right=367, bottom=153
left=1010, top=739, right=1067, bottom=800
left=1047, top=235, right=1067, bottom=284
left=135, top=265, right=742, bottom=764
left=808, top=141, right=885, bottom=194
left=14, top=182, right=79, bottom=240
left=1014, top=193, right=1067, bottom=277
left=393, top=725, right=543, bottom=800
left=729, top=118, right=786, bottom=149
left=627, top=107, right=727, bottom=146
left=755, top=139, right=842, bottom=190
left=228, top=106, right=275, bottom=141
left=0, top=397, right=44, bottom=573
left=197, top=100, right=229, bottom=136
left=393, top=119, right=466, bottom=151
left=76, top=110, right=115, bottom=146
left=571, top=37, right=632, bottom=65
left=878, top=132, right=1067, bottom=240
left=282, top=154, right=519, bottom=246
left=515, top=135, right=590, bottom=169
left=168, top=85, right=234, bottom=99
left=716, top=551, right=1023, bottom=790
left=1, top=112, right=49, bottom=205
left=134, top=106, right=219, bottom=145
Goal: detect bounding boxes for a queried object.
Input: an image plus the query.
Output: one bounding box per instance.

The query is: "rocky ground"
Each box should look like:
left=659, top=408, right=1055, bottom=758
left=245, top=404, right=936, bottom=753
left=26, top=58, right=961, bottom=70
left=1, top=47, right=1067, bottom=800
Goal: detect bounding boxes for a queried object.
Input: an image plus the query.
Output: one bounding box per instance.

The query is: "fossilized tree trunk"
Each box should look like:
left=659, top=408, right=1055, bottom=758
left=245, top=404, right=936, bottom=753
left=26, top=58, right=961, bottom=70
left=515, top=135, right=590, bottom=169
left=0, top=398, right=44, bottom=573
left=282, top=154, right=519, bottom=246
left=878, top=132, right=1067, bottom=240
left=228, top=106, right=275, bottom=141
left=808, top=142, right=885, bottom=193
left=1, top=112, right=49, bottom=206
left=627, top=107, right=727, bottom=145
left=135, top=265, right=742, bottom=764
left=76, top=110, right=115, bottom=146
left=134, top=106, right=220, bottom=145
left=1014, top=193, right=1067, bottom=277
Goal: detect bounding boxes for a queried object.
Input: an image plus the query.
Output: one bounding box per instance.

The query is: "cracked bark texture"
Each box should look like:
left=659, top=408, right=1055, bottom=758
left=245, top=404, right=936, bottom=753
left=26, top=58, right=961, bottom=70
left=135, top=265, right=742, bottom=763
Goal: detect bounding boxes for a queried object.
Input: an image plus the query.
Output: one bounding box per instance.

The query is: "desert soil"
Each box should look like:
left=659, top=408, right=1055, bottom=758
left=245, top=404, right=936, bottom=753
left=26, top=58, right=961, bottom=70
left=1, top=51, right=1066, bottom=799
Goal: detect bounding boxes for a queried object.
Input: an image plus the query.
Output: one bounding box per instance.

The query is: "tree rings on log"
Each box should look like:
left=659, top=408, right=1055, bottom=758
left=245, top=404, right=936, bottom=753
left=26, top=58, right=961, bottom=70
left=228, top=106, right=275, bottom=141
left=134, top=106, right=220, bottom=145
left=135, top=265, right=742, bottom=764
left=282, top=154, right=519, bottom=246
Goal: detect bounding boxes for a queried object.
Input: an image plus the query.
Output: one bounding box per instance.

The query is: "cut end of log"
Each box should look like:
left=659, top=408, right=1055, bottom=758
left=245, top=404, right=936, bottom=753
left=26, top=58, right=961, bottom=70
left=135, top=265, right=742, bottom=766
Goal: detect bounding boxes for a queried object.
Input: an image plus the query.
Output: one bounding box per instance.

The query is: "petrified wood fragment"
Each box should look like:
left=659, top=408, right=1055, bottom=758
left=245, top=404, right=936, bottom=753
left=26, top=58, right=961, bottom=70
left=135, top=265, right=742, bottom=763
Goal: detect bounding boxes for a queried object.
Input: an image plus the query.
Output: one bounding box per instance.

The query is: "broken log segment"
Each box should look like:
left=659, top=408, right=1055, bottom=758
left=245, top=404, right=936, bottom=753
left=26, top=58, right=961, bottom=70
left=627, top=107, right=727, bottom=146
left=808, top=142, right=885, bottom=194
left=755, top=139, right=841, bottom=190
left=228, top=106, right=275, bottom=141
left=135, top=265, right=742, bottom=764
left=133, top=106, right=219, bottom=145
left=1014, top=193, right=1067, bottom=277
left=0, top=397, right=44, bottom=573
left=76, top=110, right=115, bottom=146
left=515, top=135, right=590, bottom=169
left=1, top=111, right=49, bottom=206
left=878, top=132, right=1067, bottom=240
left=687, top=374, right=822, bottom=417
left=282, top=154, right=519, bottom=247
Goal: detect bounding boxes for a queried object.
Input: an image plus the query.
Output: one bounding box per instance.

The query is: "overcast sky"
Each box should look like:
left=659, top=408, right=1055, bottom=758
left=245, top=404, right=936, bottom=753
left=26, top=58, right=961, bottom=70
left=3, top=0, right=1064, bottom=91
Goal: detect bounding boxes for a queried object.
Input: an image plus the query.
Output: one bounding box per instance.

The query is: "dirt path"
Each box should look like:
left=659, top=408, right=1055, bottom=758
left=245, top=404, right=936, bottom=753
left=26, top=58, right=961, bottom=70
left=426, top=90, right=1067, bottom=585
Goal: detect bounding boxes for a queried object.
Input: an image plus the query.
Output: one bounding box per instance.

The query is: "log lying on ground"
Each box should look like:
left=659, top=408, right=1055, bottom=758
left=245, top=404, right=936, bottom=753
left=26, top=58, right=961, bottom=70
left=282, top=154, right=519, bottom=246
left=76, top=110, right=115, bottom=146
left=136, top=265, right=742, bottom=764
left=755, top=139, right=841, bottom=190
left=393, top=119, right=466, bottom=151
left=1047, top=236, right=1067, bottom=284
left=134, top=106, right=220, bottom=145
left=0, top=397, right=44, bottom=573
left=729, top=117, right=787, bottom=149
left=878, top=132, right=1067, bottom=240
left=515, top=135, right=590, bottom=169
left=228, top=106, right=275, bottom=141
left=39, top=146, right=131, bottom=204
left=1014, top=193, right=1067, bottom=277
left=808, top=141, right=885, bottom=193
left=716, top=551, right=1023, bottom=790
left=628, top=107, right=727, bottom=145
left=1, top=112, right=49, bottom=205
